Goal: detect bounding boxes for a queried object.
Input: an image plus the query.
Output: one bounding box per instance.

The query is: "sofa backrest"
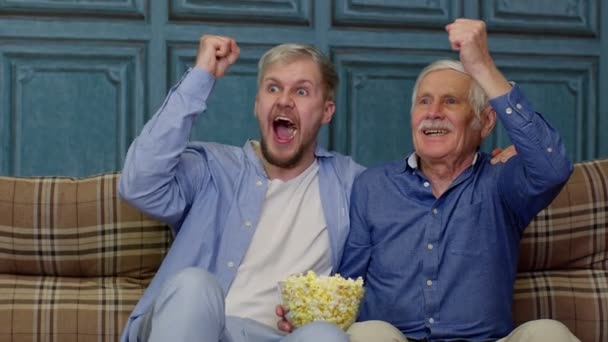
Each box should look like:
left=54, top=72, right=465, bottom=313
left=514, top=158, right=608, bottom=342
left=519, top=158, right=608, bottom=271
left=0, top=173, right=172, bottom=279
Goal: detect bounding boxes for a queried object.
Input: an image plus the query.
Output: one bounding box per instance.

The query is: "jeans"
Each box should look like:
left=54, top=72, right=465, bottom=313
left=129, top=267, right=349, bottom=342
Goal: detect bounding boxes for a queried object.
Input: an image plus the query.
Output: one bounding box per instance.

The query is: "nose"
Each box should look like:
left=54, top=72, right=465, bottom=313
left=276, top=91, right=294, bottom=108
left=427, top=101, right=443, bottom=119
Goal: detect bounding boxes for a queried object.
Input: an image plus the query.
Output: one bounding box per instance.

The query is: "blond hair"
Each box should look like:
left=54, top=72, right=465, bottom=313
left=257, top=43, right=338, bottom=100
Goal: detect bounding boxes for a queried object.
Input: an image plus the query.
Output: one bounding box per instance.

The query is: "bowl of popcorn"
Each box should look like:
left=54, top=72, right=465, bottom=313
left=278, top=270, right=364, bottom=330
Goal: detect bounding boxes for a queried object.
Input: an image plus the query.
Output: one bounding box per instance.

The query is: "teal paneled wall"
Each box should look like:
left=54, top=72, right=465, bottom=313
left=1, top=0, right=606, bottom=176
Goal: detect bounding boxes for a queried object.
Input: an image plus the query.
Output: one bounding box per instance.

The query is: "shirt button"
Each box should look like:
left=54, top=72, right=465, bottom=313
left=256, top=180, right=263, bottom=186
left=432, top=208, right=438, bottom=215
left=244, top=220, right=252, bottom=227
left=423, top=181, right=430, bottom=188
left=427, top=243, right=433, bottom=250
left=227, top=261, right=234, bottom=268
left=426, top=280, right=433, bottom=286
left=516, top=103, right=523, bottom=110
left=547, top=147, right=553, bottom=153
left=506, top=107, right=513, bottom=115
left=428, top=318, right=435, bottom=324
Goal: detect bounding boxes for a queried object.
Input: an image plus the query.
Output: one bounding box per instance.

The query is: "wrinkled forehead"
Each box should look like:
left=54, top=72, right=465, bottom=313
left=418, top=69, right=472, bottom=97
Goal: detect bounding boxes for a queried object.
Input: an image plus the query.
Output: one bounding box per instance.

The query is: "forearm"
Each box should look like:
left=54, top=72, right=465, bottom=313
left=119, top=68, right=215, bottom=221
left=470, top=62, right=512, bottom=99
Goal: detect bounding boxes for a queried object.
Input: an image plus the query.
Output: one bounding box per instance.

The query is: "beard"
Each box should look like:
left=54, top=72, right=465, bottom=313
left=259, top=137, right=306, bottom=169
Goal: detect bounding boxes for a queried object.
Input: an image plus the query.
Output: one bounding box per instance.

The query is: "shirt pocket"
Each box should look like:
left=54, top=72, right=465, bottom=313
left=448, top=201, right=496, bottom=257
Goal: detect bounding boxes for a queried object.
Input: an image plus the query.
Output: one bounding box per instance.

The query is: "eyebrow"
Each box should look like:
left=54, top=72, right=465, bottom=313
left=417, top=92, right=462, bottom=99
left=262, top=77, right=314, bottom=87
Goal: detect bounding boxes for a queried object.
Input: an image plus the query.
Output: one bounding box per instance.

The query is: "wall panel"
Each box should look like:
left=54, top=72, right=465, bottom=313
left=0, top=42, right=145, bottom=176
left=169, top=0, right=311, bottom=25
left=482, top=0, right=598, bottom=36
left=0, top=0, right=146, bottom=19
left=492, top=55, right=597, bottom=162
left=333, top=0, right=463, bottom=28
left=0, top=0, right=605, bottom=176
left=333, top=49, right=454, bottom=166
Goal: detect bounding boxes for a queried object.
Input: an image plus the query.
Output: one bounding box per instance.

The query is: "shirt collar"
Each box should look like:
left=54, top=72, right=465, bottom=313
left=243, top=140, right=333, bottom=177
left=399, top=151, right=480, bottom=173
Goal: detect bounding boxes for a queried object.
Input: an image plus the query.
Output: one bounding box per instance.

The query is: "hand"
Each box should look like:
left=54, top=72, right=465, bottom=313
left=491, top=145, right=517, bottom=165
left=445, top=18, right=511, bottom=98
left=445, top=19, right=493, bottom=76
left=195, top=35, right=240, bottom=78
left=276, top=304, right=294, bottom=333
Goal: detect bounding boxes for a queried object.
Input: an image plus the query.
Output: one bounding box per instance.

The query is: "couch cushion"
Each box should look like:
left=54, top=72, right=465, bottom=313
left=513, top=270, right=607, bottom=342
left=514, top=158, right=608, bottom=342
left=518, top=158, right=607, bottom=271
left=0, top=273, right=146, bottom=342
left=0, top=173, right=172, bottom=278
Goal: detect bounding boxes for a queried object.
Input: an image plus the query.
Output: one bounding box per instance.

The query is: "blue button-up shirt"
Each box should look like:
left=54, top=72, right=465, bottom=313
left=339, top=84, right=572, bottom=341
left=118, top=68, right=364, bottom=341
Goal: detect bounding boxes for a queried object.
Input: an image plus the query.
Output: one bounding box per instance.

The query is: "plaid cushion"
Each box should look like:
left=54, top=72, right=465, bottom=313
left=0, top=173, right=171, bottom=277
left=514, top=158, right=608, bottom=342
left=0, top=274, right=146, bottom=342
left=0, top=173, right=172, bottom=341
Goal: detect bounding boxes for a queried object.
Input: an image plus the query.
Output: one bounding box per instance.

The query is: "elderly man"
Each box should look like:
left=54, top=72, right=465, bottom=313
left=339, top=19, right=579, bottom=342
left=118, top=36, right=364, bottom=341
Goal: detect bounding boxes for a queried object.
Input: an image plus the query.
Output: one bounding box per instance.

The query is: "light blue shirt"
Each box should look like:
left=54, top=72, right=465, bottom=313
left=118, top=68, right=364, bottom=341
left=339, top=84, right=573, bottom=341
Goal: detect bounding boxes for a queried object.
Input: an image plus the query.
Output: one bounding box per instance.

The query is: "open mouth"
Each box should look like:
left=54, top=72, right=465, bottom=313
left=423, top=129, right=449, bottom=136
left=273, top=116, right=298, bottom=143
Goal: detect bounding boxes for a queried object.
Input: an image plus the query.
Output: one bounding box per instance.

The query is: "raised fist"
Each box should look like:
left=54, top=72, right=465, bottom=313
left=445, top=19, right=493, bottom=77
left=195, top=35, right=240, bottom=78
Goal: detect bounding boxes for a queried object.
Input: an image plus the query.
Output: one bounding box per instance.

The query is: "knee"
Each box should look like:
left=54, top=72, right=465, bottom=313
left=515, top=319, right=579, bottom=342
left=171, top=267, right=223, bottom=297
left=156, top=267, right=224, bottom=312
left=296, top=321, right=349, bottom=342
left=348, top=320, right=407, bottom=342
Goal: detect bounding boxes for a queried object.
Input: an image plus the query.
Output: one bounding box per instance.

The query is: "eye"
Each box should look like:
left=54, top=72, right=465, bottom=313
left=296, top=88, right=309, bottom=96
left=268, top=85, right=280, bottom=93
left=418, top=97, right=430, bottom=105
left=445, top=97, right=457, bottom=104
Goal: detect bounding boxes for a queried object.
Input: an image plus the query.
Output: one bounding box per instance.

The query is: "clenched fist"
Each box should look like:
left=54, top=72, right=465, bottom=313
left=195, top=35, right=240, bottom=78
left=445, top=19, right=494, bottom=77
left=445, top=19, right=511, bottom=99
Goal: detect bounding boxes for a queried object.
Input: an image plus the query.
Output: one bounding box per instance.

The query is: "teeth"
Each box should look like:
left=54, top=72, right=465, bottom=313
left=424, top=129, right=447, bottom=135
left=274, top=116, right=294, bottom=124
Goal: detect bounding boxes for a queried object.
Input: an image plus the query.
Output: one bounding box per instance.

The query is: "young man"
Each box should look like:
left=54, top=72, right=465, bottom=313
left=339, top=19, right=580, bottom=342
left=118, top=36, right=363, bottom=341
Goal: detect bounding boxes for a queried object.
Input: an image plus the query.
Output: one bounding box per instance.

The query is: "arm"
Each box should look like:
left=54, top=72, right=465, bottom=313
left=491, top=85, right=572, bottom=227
left=118, top=35, right=240, bottom=228
left=337, top=175, right=373, bottom=281
left=447, top=19, right=572, bottom=227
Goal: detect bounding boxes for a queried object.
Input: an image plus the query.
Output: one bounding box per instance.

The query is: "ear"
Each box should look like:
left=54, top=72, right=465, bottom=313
left=480, top=106, right=496, bottom=139
left=321, top=99, right=335, bottom=124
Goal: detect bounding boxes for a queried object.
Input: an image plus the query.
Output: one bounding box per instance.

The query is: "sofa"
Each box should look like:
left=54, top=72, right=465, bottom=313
left=0, top=158, right=606, bottom=342
left=0, top=173, right=172, bottom=342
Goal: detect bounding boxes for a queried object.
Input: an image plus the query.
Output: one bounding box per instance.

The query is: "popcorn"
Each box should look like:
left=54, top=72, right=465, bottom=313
left=278, top=270, right=364, bottom=330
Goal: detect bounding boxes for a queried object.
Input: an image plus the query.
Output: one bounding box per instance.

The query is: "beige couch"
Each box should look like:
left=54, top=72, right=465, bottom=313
left=0, top=159, right=606, bottom=341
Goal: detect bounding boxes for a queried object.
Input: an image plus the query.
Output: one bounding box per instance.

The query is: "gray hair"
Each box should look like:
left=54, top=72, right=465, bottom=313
left=410, top=60, right=489, bottom=122
left=257, top=43, right=338, bottom=101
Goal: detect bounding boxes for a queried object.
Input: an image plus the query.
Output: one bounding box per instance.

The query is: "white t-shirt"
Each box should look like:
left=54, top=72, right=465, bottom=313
left=225, top=160, right=332, bottom=328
